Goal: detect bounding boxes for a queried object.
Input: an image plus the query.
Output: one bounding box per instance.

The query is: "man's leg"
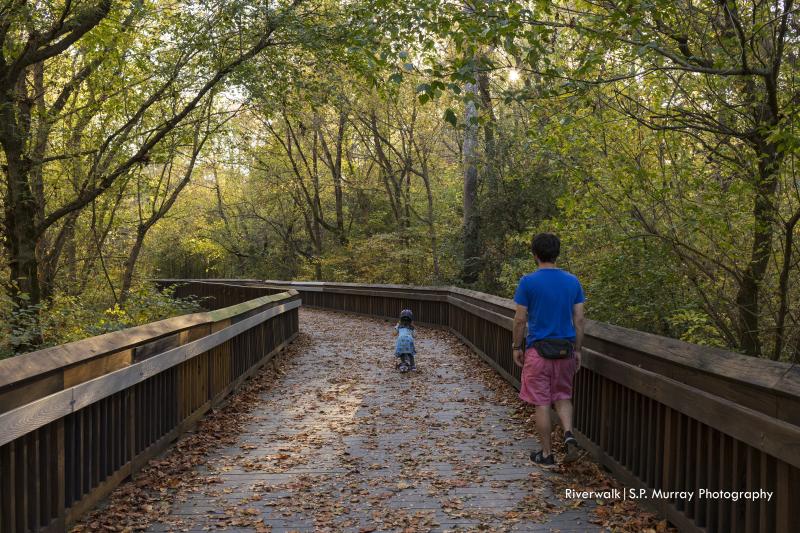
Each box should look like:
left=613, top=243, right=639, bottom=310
left=534, top=404, right=553, bottom=456
left=554, top=398, right=580, bottom=462
left=553, top=399, right=573, bottom=433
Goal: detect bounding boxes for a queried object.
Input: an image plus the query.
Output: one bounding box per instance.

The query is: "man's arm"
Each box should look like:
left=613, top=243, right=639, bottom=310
left=513, top=304, right=527, bottom=367
left=572, top=302, right=585, bottom=371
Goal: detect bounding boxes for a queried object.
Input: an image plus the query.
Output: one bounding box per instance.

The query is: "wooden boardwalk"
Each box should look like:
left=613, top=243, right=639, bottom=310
left=133, top=308, right=604, bottom=532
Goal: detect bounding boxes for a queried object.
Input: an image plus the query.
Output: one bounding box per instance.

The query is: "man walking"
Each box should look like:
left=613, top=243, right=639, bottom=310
left=512, top=233, right=585, bottom=465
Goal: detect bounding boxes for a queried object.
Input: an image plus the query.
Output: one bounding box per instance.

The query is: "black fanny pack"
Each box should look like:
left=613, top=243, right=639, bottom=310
left=532, top=338, right=575, bottom=359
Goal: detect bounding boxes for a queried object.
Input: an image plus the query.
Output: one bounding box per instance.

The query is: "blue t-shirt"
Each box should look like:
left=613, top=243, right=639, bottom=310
left=513, top=268, right=585, bottom=348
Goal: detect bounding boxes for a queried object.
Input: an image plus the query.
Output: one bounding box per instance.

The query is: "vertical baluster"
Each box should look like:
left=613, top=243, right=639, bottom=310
left=81, top=407, right=90, bottom=498
left=55, top=419, right=66, bottom=529
left=645, top=398, right=654, bottom=486
left=64, top=416, right=74, bottom=508
left=38, top=426, right=50, bottom=528
left=731, top=440, right=745, bottom=533
left=127, top=389, right=134, bottom=467
left=101, top=399, right=110, bottom=482
left=674, top=414, right=685, bottom=512
left=616, top=383, right=625, bottom=462
left=633, top=393, right=647, bottom=479
left=28, top=431, right=40, bottom=530
left=718, top=433, right=731, bottom=532
left=621, top=384, right=628, bottom=464
left=144, top=378, right=151, bottom=448
left=593, top=373, right=601, bottom=443
left=16, top=436, right=28, bottom=532
left=147, top=378, right=154, bottom=448
left=625, top=387, right=633, bottom=469
left=775, top=460, right=800, bottom=532
left=744, top=446, right=760, bottom=532
left=758, top=453, right=775, bottom=533
left=653, top=402, right=663, bottom=489
left=705, top=426, right=719, bottom=531
left=628, top=389, right=637, bottom=472
left=661, top=407, right=675, bottom=493
left=115, top=393, right=122, bottom=470
left=599, top=377, right=609, bottom=452
left=608, top=383, right=617, bottom=459
left=136, top=383, right=144, bottom=454
left=1, top=442, right=15, bottom=532
left=167, top=368, right=175, bottom=433
left=695, top=422, right=707, bottom=527
left=161, top=371, right=167, bottom=437
left=685, top=418, right=695, bottom=519
left=88, top=404, right=97, bottom=491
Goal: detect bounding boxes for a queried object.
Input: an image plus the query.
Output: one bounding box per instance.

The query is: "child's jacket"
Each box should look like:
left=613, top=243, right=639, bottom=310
left=395, top=325, right=416, bottom=355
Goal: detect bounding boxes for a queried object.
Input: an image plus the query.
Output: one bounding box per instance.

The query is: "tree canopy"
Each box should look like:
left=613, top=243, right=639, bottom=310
left=2, top=0, right=799, bottom=361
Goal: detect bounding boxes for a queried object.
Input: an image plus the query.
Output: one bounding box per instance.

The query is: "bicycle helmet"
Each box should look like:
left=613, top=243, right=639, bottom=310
left=399, top=309, right=414, bottom=321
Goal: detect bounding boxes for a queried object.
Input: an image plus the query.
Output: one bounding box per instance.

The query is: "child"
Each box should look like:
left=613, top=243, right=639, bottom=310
left=394, top=309, right=417, bottom=372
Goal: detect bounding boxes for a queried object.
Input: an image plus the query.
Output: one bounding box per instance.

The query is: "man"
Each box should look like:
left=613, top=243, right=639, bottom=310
left=512, top=232, right=585, bottom=466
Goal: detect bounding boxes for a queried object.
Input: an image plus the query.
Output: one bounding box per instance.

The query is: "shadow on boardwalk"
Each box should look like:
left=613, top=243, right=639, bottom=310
left=78, top=308, right=664, bottom=533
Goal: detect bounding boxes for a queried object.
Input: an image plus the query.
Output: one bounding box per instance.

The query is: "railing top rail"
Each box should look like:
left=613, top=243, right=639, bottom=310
left=0, top=295, right=301, bottom=447
left=248, top=279, right=799, bottom=400
left=0, top=289, right=299, bottom=390
left=585, top=319, right=800, bottom=395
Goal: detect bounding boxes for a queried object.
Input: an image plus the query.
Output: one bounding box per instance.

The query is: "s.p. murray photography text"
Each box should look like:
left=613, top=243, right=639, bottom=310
left=564, top=488, right=774, bottom=502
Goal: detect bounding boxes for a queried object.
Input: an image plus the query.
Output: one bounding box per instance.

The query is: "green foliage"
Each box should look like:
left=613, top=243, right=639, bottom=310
left=3, top=0, right=800, bottom=361
left=0, top=285, right=200, bottom=359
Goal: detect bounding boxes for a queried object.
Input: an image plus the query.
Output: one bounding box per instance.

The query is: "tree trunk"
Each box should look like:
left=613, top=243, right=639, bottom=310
left=773, top=210, right=799, bottom=360
left=461, top=80, right=481, bottom=284
left=316, top=110, right=347, bottom=244
left=418, top=150, right=440, bottom=280
left=0, top=81, right=43, bottom=308
left=120, top=119, right=208, bottom=303
left=477, top=70, right=497, bottom=194
left=120, top=228, right=146, bottom=301
left=4, top=164, right=42, bottom=307
left=478, top=69, right=502, bottom=288
left=332, top=109, right=347, bottom=244
left=311, top=128, right=324, bottom=273
left=734, top=138, right=782, bottom=356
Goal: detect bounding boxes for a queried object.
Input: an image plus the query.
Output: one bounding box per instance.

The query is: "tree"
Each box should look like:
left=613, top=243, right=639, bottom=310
left=0, top=0, right=305, bottom=310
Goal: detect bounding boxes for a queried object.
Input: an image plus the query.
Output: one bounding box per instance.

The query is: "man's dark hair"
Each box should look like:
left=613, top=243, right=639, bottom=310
left=531, top=233, right=560, bottom=263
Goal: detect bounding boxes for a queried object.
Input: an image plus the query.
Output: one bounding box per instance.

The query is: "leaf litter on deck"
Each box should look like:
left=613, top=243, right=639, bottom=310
left=75, top=308, right=672, bottom=533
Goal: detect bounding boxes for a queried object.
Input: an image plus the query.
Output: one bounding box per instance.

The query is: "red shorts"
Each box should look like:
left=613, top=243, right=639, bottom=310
left=519, top=347, right=577, bottom=406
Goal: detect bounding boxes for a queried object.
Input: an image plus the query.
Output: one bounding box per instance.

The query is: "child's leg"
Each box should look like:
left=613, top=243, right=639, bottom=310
left=410, top=355, right=417, bottom=370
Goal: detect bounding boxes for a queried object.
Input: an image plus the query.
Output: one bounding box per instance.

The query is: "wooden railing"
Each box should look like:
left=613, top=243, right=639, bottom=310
left=3, top=278, right=799, bottom=532
left=183, top=278, right=797, bottom=533
left=0, top=285, right=300, bottom=532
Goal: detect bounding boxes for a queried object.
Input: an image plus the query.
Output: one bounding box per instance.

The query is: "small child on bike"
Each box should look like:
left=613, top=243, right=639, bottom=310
left=394, top=309, right=417, bottom=372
